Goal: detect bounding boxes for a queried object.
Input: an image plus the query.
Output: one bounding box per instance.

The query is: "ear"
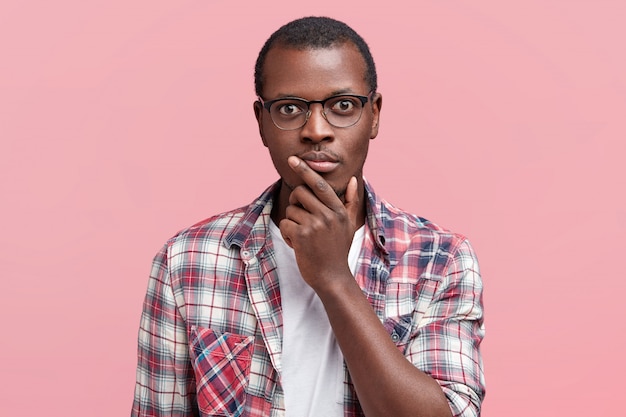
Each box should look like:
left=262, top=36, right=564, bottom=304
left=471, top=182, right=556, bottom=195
left=253, top=100, right=268, bottom=147
left=369, top=92, right=382, bottom=140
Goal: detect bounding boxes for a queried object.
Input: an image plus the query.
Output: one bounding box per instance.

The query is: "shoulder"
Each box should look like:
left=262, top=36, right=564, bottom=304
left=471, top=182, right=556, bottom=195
left=168, top=206, right=248, bottom=245
left=386, top=200, right=464, bottom=239
left=374, top=196, right=475, bottom=275
left=162, top=181, right=279, bottom=254
left=372, top=190, right=466, bottom=240
left=149, top=204, right=251, bottom=272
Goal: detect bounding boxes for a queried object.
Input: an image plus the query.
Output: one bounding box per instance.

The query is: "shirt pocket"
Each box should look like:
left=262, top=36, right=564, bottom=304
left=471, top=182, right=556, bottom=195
left=382, top=277, right=440, bottom=352
left=189, top=326, right=255, bottom=417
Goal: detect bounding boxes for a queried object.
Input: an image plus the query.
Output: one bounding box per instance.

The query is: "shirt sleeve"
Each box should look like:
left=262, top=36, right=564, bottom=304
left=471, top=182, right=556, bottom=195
left=131, top=244, right=199, bottom=417
left=406, top=238, right=486, bottom=417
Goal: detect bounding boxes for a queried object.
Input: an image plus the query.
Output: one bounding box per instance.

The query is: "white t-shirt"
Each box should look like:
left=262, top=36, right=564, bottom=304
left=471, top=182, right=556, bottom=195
left=269, top=221, right=365, bottom=416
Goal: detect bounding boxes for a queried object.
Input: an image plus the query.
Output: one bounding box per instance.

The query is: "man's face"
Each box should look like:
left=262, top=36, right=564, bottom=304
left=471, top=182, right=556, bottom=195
left=254, top=43, right=382, bottom=200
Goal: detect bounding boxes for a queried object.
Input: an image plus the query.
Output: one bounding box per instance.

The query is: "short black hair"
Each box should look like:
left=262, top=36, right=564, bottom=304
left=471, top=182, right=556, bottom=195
left=254, top=16, right=377, bottom=97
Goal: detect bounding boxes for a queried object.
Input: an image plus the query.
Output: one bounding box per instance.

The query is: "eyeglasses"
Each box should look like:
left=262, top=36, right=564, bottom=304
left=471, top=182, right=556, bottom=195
left=258, top=92, right=372, bottom=130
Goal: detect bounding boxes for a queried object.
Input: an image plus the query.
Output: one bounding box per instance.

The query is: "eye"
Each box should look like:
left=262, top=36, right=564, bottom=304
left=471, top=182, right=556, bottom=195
left=329, top=97, right=358, bottom=114
left=276, top=101, right=305, bottom=116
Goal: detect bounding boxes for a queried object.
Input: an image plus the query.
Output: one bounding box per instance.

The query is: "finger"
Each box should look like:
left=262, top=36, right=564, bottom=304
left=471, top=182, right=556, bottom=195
left=287, top=156, right=344, bottom=211
left=284, top=203, right=311, bottom=225
left=278, top=218, right=297, bottom=249
left=288, top=184, right=329, bottom=215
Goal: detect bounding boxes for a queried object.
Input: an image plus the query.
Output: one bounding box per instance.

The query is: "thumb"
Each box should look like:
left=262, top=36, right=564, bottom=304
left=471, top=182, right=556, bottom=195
left=344, top=176, right=360, bottom=226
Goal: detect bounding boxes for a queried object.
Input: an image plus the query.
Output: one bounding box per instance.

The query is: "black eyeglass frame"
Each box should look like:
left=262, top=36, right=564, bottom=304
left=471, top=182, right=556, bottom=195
left=257, top=92, right=373, bottom=130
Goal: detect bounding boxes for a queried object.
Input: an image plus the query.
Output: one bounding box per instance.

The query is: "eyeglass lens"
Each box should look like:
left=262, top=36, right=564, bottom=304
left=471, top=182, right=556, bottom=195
left=269, top=95, right=366, bottom=130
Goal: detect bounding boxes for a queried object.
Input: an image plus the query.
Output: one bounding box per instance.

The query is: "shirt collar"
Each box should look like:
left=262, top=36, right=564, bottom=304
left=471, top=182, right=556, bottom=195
left=363, top=178, right=389, bottom=256
left=224, top=179, right=388, bottom=256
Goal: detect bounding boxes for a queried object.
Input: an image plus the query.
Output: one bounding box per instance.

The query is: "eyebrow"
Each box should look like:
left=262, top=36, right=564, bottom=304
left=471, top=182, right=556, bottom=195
left=328, top=88, right=354, bottom=96
left=273, top=88, right=356, bottom=100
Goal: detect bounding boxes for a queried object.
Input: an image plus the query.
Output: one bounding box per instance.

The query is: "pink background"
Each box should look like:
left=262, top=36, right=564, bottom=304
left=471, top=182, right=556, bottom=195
left=1, top=1, right=624, bottom=416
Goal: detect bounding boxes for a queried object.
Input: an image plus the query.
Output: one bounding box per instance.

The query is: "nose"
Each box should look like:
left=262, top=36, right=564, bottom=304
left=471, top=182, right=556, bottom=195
left=300, top=103, right=334, bottom=144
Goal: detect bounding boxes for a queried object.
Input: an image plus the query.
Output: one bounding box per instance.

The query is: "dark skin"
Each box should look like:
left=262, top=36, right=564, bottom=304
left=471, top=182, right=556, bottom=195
left=254, top=43, right=453, bottom=417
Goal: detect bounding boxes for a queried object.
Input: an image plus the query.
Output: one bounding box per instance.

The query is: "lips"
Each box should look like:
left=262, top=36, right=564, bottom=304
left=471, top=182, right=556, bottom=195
left=299, top=152, right=340, bottom=173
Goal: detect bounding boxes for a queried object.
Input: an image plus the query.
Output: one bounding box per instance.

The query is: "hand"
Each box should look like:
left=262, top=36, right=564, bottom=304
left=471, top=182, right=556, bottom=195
left=278, top=156, right=362, bottom=291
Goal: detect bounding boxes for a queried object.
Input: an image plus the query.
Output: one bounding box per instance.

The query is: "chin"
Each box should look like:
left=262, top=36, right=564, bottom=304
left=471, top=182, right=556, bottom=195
left=281, top=177, right=346, bottom=198
left=333, top=186, right=347, bottom=199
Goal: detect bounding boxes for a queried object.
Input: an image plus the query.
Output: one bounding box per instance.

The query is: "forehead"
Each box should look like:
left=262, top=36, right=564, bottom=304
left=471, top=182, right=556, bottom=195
left=261, top=43, right=368, bottom=99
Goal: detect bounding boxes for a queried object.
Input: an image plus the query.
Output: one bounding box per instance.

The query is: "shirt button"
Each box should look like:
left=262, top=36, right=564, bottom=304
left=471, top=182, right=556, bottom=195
left=391, top=332, right=400, bottom=343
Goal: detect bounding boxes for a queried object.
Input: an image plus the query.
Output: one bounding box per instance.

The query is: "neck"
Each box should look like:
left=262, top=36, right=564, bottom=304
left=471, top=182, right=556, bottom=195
left=270, top=180, right=367, bottom=228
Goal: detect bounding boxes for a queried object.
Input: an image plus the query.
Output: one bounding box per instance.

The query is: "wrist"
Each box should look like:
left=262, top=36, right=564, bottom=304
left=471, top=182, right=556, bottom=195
left=312, top=269, right=359, bottom=302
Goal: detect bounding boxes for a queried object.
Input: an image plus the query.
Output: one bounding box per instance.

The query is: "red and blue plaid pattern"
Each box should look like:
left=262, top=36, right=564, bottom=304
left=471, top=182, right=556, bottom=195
left=131, top=180, right=485, bottom=417
left=189, top=327, right=254, bottom=416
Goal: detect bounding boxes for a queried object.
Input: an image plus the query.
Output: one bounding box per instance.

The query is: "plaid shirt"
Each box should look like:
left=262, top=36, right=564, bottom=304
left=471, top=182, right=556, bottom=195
left=132, top=180, right=485, bottom=417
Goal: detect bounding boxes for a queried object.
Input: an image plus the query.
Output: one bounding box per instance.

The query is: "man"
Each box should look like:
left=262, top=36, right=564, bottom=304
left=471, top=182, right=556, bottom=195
left=132, top=16, right=485, bottom=417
